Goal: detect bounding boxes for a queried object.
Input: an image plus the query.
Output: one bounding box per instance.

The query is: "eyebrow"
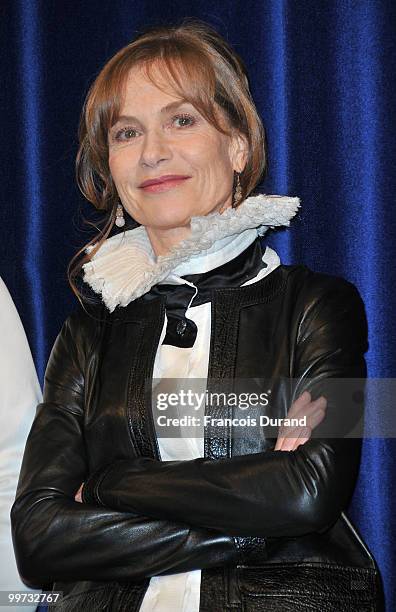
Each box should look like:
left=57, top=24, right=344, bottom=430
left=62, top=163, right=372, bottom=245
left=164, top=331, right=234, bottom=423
left=111, top=100, right=193, bottom=127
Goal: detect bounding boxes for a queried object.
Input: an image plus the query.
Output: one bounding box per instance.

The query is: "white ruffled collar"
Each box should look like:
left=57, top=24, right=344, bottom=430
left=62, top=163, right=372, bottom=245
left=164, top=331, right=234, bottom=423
left=82, top=193, right=300, bottom=312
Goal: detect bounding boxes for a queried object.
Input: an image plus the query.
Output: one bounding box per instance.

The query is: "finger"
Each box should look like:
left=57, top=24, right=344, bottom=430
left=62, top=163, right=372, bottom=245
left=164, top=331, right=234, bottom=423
left=274, top=429, right=290, bottom=450
left=290, top=395, right=327, bottom=420
left=275, top=426, right=306, bottom=451
left=307, top=405, right=327, bottom=429
left=290, top=426, right=312, bottom=451
left=274, top=426, right=291, bottom=450
left=302, top=399, right=327, bottom=430
left=274, top=396, right=327, bottom=451
left=283, top=425, right=313, bottom=451
left=277, top=400, right=325, bottom=444
left=278, top=435, right=301, bottom=451
left=74, top=483, right=84, bottom=503
left=298, top=408, right=326, bottom=434
left=275, top=421, right=308, bottom=449
left=293, top=396, right=327, bottom=414
left=287, top=391, right=312, bottom=418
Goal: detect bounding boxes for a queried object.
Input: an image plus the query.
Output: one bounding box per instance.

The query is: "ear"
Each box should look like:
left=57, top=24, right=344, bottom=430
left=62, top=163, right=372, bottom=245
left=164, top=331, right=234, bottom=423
left=229, top=130, right=249, bottom=173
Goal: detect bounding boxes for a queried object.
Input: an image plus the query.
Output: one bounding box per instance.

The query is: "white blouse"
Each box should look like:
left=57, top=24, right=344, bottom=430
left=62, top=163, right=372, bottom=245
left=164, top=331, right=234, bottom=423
left=139, top=229, right=281, bottom=612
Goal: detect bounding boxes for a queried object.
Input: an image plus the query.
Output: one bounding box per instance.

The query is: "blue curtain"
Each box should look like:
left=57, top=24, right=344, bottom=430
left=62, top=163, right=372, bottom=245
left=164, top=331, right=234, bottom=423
left=1, top=1, right=395, bottom=609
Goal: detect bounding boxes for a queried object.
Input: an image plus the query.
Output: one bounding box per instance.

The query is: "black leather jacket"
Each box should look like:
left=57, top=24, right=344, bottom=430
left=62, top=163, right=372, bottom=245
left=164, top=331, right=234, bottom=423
left=11, top=262, right=385, bottom=611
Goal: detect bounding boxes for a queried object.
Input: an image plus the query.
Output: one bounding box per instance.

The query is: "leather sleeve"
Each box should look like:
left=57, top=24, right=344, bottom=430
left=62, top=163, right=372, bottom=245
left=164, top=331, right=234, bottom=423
left=82, top=276, right=368, bottom=538
left=10, top=310, right=241, bottom=587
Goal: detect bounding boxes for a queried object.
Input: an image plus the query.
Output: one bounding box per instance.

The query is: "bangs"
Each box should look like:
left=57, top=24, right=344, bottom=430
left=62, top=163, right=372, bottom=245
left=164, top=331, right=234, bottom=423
left=93, top=50, right=232, bottom=142
left=143, top=53, right=228, bottom=133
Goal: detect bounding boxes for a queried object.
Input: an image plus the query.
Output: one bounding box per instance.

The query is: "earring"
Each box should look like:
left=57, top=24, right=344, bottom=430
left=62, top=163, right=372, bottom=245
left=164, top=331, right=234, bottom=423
left=232, top=171, right=242, bottom=208
left=115, top=202, right=125, bottom=227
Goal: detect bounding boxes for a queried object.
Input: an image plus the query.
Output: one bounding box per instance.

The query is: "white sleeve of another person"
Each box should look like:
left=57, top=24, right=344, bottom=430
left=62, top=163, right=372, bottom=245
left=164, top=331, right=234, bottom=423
left=0, top=277, right=42, bottom=611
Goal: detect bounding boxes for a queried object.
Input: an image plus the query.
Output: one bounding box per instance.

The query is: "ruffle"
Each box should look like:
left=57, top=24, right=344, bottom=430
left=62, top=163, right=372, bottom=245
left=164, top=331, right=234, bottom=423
left=82, top=193, right=300, bottom=312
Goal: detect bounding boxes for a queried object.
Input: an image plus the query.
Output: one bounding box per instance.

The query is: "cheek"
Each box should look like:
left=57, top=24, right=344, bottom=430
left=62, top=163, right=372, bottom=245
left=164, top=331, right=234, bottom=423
left=108, top=155, right=121, bottom=185
left=187, top=139, right=232, bottom=185
left=109, top=150, right=136, bottom=184
left=108, top=154, right=140, bottom=215
left=187, top=134, right=231, bottom=174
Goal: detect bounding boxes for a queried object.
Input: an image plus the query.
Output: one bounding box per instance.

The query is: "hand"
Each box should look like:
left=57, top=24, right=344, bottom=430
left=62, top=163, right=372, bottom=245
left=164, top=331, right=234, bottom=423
left=274, top=390, right=327, bottom=452
left=74, top=482, right=84, bottom=503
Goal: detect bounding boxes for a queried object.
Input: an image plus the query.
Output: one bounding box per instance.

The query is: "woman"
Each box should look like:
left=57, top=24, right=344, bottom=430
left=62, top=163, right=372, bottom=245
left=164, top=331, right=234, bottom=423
left=11, top=19, right=384, bottom=612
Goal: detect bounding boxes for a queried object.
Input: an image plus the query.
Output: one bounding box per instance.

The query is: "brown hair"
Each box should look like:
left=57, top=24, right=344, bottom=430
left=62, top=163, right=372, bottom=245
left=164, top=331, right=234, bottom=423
left=68, top=17, right=268, bottom=303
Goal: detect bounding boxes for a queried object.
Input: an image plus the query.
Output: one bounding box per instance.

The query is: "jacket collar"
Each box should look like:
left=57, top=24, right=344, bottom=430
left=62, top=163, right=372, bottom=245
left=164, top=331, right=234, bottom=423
left=82, top=193, right=300, bottom=313
left=141, top=236, right=270, bottom=348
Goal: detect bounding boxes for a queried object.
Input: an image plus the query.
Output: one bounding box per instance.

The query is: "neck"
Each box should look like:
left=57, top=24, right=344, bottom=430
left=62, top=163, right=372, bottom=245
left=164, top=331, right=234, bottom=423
left=145, top=223, right=192, bottom=257
left=145, top=202, right=232, bottom=257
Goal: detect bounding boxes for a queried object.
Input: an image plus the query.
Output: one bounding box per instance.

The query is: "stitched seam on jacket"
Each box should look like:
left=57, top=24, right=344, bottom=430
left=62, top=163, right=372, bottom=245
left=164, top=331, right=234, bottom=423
left=94, top=463, right=115, bottom=505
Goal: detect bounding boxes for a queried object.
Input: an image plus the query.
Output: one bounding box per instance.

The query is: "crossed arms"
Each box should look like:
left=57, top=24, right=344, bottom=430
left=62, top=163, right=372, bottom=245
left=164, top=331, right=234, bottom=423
left=11, top=276, right=368, bottom=586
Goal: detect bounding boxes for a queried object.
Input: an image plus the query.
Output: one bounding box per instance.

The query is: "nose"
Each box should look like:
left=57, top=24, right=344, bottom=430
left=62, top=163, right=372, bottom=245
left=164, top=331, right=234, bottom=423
left=139, top=129, right=171, bottom=168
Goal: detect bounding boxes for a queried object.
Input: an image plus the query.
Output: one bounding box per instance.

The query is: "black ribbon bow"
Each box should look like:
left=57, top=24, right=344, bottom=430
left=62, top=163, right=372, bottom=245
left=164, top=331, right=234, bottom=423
left=141, top=237, right=267, bottom=348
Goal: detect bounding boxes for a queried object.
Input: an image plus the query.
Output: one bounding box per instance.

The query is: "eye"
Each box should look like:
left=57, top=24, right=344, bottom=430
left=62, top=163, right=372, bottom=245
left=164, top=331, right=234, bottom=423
left=113, top=126, right=138, bottom=142
left=172, top=113, right=196, bottom=128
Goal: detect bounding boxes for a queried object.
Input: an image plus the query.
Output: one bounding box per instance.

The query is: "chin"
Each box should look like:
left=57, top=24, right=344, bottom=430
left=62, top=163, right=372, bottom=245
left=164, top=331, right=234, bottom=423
left=145, top=206, right=197, bottom=229
left=148, top=216, right=192, bottom=230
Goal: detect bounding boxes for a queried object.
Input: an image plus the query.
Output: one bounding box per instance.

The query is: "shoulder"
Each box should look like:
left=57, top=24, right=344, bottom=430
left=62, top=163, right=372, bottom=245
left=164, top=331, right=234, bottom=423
left=44, top=301, right=108, bottom=402
left=281, top=264, right=368, bottom=348
left=53, top=301, right=108, bottom=365
left=281, top=263, right=366, bottom=309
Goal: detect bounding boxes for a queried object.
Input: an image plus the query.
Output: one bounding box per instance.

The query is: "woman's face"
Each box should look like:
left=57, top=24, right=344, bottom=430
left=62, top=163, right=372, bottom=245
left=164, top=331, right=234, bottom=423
left=107, top=62, right=248, bottom=234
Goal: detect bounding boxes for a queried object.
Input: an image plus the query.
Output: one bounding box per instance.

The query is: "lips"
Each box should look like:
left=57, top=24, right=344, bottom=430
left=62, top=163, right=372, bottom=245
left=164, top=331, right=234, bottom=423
left=139, top=174, right=191, bottom=188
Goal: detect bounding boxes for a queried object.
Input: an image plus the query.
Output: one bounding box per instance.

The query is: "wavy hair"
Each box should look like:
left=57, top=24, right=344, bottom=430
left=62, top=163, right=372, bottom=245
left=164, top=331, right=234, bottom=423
left=69, top=18, right=268, bottom=303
